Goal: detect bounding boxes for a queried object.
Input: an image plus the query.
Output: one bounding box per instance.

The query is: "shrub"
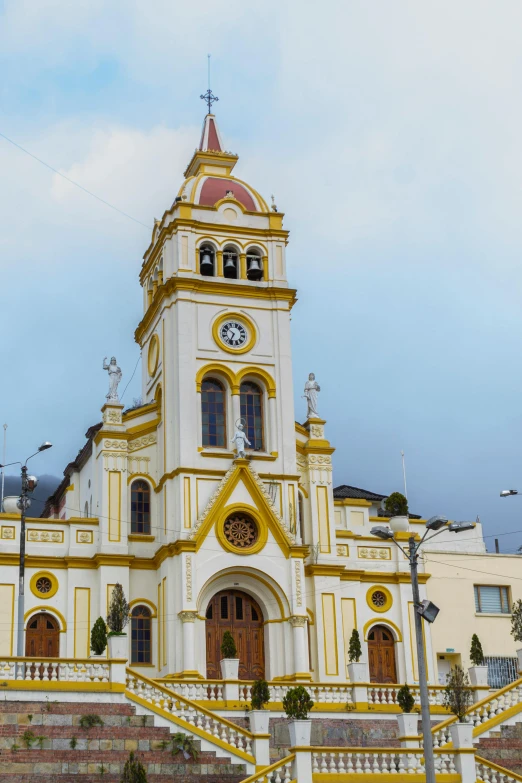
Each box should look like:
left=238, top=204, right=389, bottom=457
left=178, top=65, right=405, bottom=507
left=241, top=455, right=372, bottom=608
left=79, top=715, right=104, bottom=729
left=283, top=685, right=314, bottom=720
left=511, top=599, right=522, bottom=643
left=120, top=751, right=148, bottom=782
left=91, top=616, right=108, bottom=655
left=220, top=631, right=237, bottom=659
left=171, top=732, right=199, bottom=760
left=348, top=629, right=362, bottom=663
left=397, top=684, right=415, bottom=713
left=21, top=730, right=36, bottom=748
left=384, top=492, right=408, bottom=517
left=470, top=634, right=485, bottom=666
left=106, top=583, right=130, bottom=635
left=444, top=666, right=473, bottom=721
left=69, top=737, right=78, bottom=749
left=251, top=679, right=270, bottom=710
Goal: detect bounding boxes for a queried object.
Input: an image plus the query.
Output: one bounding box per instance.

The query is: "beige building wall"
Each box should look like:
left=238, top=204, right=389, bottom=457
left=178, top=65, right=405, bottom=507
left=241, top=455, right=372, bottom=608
left=426, top=550, right=521, bottom=682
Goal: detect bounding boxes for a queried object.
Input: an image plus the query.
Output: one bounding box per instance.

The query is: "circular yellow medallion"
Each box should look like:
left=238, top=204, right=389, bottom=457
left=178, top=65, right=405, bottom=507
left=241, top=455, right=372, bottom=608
left=30, top=571, right=58, bottom=599
left=366, top=585, right=393, bottom=613
left=148, top=334, right=160, bottom=377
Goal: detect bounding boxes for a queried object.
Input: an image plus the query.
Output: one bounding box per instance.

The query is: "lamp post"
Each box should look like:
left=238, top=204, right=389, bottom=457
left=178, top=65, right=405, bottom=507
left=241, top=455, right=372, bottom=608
left=0, top=442, right=52, bottom=657
left=370, top=516, right=475, bottom=783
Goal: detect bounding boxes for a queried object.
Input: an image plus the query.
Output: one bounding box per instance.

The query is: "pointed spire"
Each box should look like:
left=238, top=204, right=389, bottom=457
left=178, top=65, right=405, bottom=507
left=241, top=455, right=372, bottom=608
left=198, top=113, right=223, bottom=153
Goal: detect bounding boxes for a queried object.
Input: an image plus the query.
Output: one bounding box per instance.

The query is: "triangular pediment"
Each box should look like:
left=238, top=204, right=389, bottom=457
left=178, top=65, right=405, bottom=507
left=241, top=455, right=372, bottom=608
left=189, top=459, right=295, bottom=556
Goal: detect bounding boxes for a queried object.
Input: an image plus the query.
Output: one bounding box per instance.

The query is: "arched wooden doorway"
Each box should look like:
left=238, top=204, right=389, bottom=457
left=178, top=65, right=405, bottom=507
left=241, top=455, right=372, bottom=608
left=205, top=590, right=264, bottom=680
left=368, top=624, right=397, bottom=683
left=25, top=612, right=60, bottom=657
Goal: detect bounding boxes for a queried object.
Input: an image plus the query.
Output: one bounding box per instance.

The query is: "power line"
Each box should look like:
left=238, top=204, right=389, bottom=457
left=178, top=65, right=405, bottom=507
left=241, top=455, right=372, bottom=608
left=120, top=353, right=142, bottom=402
left=0, top=130, right=152, bottom=231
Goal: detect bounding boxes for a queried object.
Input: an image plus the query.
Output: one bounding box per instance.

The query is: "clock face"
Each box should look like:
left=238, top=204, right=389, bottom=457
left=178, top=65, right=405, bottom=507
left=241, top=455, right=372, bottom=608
left=219, top=320, right=247, bottom=348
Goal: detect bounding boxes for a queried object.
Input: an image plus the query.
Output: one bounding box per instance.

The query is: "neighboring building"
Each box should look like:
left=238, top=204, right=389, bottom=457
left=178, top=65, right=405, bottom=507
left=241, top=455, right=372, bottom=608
left=0, top=110, right=519, bottom=689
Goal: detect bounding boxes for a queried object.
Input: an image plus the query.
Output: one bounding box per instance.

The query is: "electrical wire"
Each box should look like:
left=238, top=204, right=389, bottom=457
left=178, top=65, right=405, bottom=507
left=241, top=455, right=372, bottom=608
left=119, top=353, right=142, bottom=403
left=0, top=130, right=152, bottom=231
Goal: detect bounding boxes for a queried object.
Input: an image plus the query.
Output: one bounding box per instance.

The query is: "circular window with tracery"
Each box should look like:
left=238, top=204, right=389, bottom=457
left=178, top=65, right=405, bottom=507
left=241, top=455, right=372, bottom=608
left=30, top=570, right=58, bottom=599
left=36, top=577, right=52, bottom=594
left=224, top=515, right=259, bottom=549
left=366, top=585, right=392, bottom=613
left=371, top=590, right=387, bottom=608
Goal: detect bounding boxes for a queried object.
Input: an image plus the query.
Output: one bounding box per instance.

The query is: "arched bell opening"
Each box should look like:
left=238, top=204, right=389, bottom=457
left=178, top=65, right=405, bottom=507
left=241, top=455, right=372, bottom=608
left=246, top=249, right=263, bottom=281
left=199, top=244, right=215, bottom=277
left=223, top=245, right=239, bottom=279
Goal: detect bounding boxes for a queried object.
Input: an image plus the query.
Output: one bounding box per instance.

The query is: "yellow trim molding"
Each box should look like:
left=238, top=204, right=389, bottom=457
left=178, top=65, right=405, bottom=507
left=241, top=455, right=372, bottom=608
left=212, top=311, right=257, bottom=355
left=122, top=401, right=158, bottom=422
left=128, top=534, right=156, bottom=543
left=148, top=333, right=160, bottom=377
left=25, top=605, right=67, bottom=632
left=127, top=473, right=157, bottom=488
left=363, top=617, right=403, bottom=642
left=30, top=571, right=59, bottom=599
left=215, top=502, right=268, bottom=556
left=366, top=585, right=393, bottom=613
left=129, top=598, right=158, bottom=618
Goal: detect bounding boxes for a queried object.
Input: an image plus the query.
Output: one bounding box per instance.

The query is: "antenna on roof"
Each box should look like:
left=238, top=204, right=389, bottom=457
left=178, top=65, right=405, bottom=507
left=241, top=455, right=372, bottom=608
left=200, top=54, right=219, bottom=115
left=401, top=450, right=408, bottom=500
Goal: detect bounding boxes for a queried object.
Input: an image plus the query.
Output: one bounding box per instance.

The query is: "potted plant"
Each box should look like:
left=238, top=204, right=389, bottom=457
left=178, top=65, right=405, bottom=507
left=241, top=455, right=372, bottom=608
left=395, top=684, right=419, bottom=740
left=347, top=629, right=368, bottom=683
left=468, top=634, right=488, bottom=686
left=220, top=631, right=239, bottom=680
left=444, top=666, right=474, bottom=748
left=511, top=599, right=522, bottom=672
left=106, top=584, right=130, bottom=660
left=249, top=679, right=271, bottom=735
left=90, top=617, right=108, bottom=658
left=384, top=492, right=409, bottom=533
left=283, top=685, right=314, bottom=747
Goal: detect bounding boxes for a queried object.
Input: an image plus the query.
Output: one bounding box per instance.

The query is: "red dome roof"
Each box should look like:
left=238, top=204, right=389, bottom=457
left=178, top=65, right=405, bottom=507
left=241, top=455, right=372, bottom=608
left=198, top=178, right=258, bottom=212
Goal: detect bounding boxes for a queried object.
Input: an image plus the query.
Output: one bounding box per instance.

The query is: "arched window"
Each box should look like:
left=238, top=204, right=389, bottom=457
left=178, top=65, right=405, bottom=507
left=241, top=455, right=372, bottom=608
left=223, top=246, right=239, bottom=279
left=131, top=605, right=152, bottom=664
left=246, top=248, right=263, bottom=281
left=199, top=244, right=215, bottom=276
left=240, top=381, right=264, bottom=451
left=202, top=378, right=226, bottom=448
left=130, top=480, right=151, bottom=535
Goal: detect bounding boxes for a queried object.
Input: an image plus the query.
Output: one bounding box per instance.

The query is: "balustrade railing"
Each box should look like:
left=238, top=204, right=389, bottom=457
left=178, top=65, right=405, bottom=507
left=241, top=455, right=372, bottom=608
left=0, top=657, right=110, bottom=683
left=310, top=747, right=457, bottom=776
left=476, top=755, right=522, bottom=783
left=432, top=677, right=522, bottom=747
left=368, top=683, right=446, bottom=707
left=238, top=755, right=295, bottom=783
left=126, top=669, right=254, bottom=759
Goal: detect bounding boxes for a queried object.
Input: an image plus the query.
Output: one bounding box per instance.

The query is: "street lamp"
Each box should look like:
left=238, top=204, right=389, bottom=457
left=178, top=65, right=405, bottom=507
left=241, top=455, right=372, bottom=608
left=0, top=442, right=53, bottom=657
left=370, top=516, right=475, bottom=783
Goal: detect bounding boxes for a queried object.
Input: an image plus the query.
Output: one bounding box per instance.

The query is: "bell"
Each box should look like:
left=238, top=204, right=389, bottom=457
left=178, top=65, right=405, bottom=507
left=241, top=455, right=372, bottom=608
left=247, top=256, right=262, bottom=272
left=224, top=254, right=236, bottom=269
left=200, top=251, right=213, bottom=269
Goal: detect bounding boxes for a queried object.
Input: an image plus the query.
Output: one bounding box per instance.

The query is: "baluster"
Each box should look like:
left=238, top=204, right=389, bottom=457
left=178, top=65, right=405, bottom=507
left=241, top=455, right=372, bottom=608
left=338, top=753, right=346, bottom=773
left=319, top=752, right=328, bottom=773
left=363, top=753, right=371, bottom=773
left=220, top=723, right=228, bottom=743
left=284, top=760, right=292, bottom=781
left=228, top=728, right=237, bottom=748
left=211, top=718, right=220, bottom=738
left=329, top=752, right=338, bottom=773
left=346, top=753, right=354, bottom=774
left=274, top=770, right=282, bottom=783
left=397, top=754, right=405, bottom=775
left=381, top=752, right=390, bottom=774
left=372, top=753, right=380, bottom=773
left=355, top=753, right=363, bottom=773
left=50, top=661, right=58, bottom=681
left=245, top=737, right=252, bottom=755
left=15, top=660, right=24, bottom=680
left=447, top=754, right=456, bottom=774
left=312, top=753, right=320, bottom=773
left=389, top=752, right=398, bottom=774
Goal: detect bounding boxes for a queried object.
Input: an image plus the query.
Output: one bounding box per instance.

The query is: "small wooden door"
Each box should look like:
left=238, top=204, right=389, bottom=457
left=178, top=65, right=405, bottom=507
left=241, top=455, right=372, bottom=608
left=368, top=625, right=397, bottom=683
left=205, top=590, right=264, bottom=680
left=25, top=613, right=60, bottom=658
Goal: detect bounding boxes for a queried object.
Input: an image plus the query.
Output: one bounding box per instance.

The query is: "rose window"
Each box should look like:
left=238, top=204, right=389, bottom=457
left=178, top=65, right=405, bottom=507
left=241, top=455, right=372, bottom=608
left=36, top=577, right=53, bottom=594
left=224, top=515, right=258, bottom=549
left=371, top=590, right=387, bottom=608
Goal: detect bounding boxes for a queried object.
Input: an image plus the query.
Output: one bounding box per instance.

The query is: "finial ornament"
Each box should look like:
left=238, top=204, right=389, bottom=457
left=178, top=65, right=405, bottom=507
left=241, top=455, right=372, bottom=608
left=303, top=372, right=320, bottom=419
left=231, top=419, right=251, bottom=459
left=271, top=194, right=278, bottom=213
left=103, top=356, right=122, bottom=402
left=201, top=53, right=219, bottom=114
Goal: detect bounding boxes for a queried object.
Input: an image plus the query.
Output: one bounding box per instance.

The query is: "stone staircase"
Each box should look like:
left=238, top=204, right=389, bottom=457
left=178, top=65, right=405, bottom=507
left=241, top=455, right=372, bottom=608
left=0, top=700, right=247, bottom=782
left=477, top=721, right=522, bottom=776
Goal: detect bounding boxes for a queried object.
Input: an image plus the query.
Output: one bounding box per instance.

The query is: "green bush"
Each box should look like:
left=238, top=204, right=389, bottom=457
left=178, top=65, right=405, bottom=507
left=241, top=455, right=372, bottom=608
left=90, top=616, right=108, bottom=655
left=444, top=666, right=473, bottom=722
left=282, top=685, right=314, bottom=720
left=120, top=751, right=148, bottom=782
left=220, top=631, right=237, bottom=658
left=511, top=599, right=522, bottom=643
left=397, top=684, right=415, bottom=713
left=384, top=492, right=408, bottom=518
left=79, top=715, right=104, bottom=729
left=348, top=629, right=362, bottom=663
left=21, top=730, right=36, bottom=748
left=470, top=634, right=485, bottom=666
left=251, top=679, right=270, bottom=710
left=171, top=732, right=199, bottom=761
left=106, top=583, right=130, bottom=635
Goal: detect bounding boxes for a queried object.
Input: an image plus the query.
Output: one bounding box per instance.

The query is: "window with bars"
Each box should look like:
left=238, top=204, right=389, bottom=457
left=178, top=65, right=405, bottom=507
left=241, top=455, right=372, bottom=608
left=484, top=656, right=518, bottom=689
left=201, top=379, right=226, bottom=448
left=240, top=381, right=264, bottom=451
left=474, top=585, right=511, bottom=614
left=131, top=606, right=152, bottom=664
left=130, top=480, right=151, bottom=534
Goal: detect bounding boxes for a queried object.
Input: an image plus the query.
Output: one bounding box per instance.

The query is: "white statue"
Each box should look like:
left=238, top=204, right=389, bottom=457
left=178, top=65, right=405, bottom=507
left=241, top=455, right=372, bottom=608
left=231, top=423, right=251, bottom=459
left=303, top=372, right=320, bottom=419
left=103, top=356, right=122, bottom=402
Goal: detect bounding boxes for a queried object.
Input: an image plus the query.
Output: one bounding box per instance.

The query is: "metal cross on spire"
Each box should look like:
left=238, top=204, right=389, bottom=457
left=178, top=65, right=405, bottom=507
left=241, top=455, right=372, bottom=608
left=200, top=54, right=219, bottom=114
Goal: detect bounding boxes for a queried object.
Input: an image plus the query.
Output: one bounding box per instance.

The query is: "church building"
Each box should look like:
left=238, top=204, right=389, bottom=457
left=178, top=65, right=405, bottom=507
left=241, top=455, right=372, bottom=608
left=0, top=109, right=510, bottom=690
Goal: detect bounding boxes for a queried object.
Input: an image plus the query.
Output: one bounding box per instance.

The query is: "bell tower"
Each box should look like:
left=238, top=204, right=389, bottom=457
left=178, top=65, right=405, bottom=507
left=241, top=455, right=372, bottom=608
left=135, top=109, right=299, bottom=541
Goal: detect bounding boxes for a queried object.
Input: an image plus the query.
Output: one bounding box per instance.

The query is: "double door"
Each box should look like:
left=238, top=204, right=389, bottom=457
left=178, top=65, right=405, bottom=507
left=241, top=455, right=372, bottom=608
left=205, top=590, right=265, bottom=680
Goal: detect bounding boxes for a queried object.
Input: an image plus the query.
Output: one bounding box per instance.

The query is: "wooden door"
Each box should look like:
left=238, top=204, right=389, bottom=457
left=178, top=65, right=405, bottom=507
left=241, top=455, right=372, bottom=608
left=205, top=590, right=264, bottom=680
left=368, top=625, right=397, bottom=683
left=25, top=613, right=60, bottom=657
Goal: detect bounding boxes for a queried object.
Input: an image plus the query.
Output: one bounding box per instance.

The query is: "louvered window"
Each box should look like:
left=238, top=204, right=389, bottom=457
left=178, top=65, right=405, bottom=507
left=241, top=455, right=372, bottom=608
left=474, top=585, right=510, bottom=614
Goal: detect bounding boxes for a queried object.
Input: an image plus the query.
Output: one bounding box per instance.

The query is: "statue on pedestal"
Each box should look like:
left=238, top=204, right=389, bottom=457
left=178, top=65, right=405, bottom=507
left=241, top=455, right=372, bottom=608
left=103, top=356, right=122, bottom=402
left=303, top=372, right=320, bottom=419
left=231, top=423, right=251, bottom=459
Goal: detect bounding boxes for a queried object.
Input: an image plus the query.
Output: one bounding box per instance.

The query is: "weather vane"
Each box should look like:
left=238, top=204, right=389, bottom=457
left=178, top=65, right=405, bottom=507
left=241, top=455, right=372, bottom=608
left=200, top=54, right=219, bottom=114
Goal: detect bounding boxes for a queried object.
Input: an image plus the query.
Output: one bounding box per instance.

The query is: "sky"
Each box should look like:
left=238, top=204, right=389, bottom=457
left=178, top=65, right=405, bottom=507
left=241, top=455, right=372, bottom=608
left=2, top=0, right=522, bottom=553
